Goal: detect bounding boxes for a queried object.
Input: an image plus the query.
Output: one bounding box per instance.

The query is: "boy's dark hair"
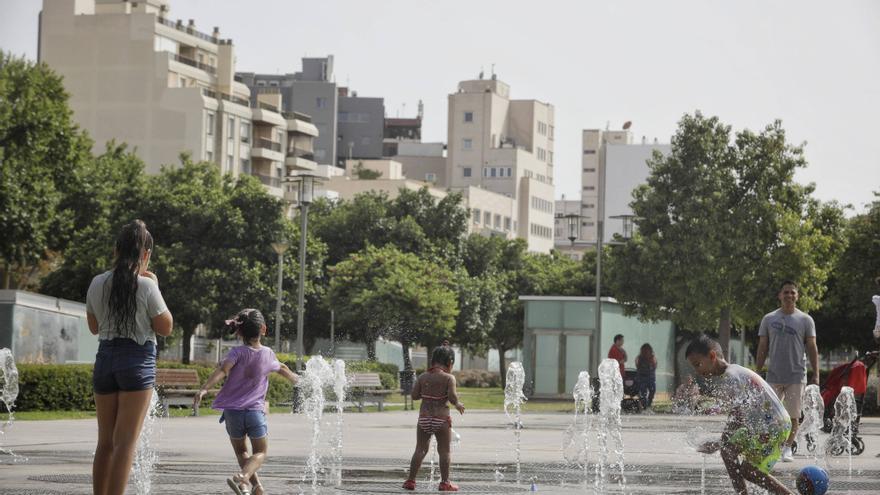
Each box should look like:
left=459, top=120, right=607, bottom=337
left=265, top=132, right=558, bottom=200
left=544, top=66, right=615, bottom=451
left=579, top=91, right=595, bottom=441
left=613, top=334, right=624, bottom=343
left=431, top=342, right=455, bottom=367
left=224, top=308, right=266, bottom=342
left=779, top=280, right=798, bottom=292
left=685, top=334, right=723, bottom=358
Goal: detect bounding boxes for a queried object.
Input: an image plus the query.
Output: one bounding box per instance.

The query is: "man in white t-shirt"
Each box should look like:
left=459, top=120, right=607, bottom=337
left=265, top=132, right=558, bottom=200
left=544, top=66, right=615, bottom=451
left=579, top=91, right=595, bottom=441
left=756, top=280, right=819, bottom=463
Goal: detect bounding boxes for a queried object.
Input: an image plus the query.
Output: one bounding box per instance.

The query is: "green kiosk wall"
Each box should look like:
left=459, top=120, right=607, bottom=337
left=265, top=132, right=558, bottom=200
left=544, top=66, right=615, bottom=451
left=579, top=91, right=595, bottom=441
left=520, top=296, right=676, bottom=399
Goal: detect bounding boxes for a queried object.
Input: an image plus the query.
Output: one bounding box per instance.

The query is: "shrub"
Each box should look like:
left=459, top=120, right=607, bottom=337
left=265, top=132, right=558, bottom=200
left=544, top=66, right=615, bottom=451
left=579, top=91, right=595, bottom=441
left=453, top=369, right=501, bottom=388
left=15, top=364, right=95, bottom=411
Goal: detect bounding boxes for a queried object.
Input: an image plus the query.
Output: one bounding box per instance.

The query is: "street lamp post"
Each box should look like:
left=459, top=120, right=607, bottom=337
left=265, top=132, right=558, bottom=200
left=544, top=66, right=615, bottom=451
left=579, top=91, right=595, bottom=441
left=283, top=173, right=321, bottom=373
left=270, top=241, right=289, bottom=352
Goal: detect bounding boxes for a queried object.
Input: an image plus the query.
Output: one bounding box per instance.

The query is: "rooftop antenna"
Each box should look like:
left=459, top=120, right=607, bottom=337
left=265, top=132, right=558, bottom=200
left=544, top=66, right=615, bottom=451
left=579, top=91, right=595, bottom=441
left=491, top=63, right=496, bottom=80
left=479, top=66, right=484, bottom=79
left=605, top=121, right=610, bottom=130
left=417, top=100, right=424, bottom=120
left=402, top=102, right=407, bottom=117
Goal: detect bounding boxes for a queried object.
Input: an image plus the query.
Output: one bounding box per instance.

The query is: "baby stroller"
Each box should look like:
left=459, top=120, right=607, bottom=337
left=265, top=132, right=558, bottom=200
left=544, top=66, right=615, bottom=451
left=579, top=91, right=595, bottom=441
left=811, top=351, right=878, bottom=455
left=621, top=369, right=642, bottom=412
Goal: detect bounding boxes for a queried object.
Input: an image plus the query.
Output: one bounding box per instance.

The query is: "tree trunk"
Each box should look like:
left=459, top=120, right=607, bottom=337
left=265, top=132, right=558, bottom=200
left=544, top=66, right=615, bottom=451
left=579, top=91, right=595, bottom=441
left=366, top=338, right=377, bottom=361
left=401, top=338, right=412, bottom=373
left=718, top=306, right=731, bottom=360
left=181, top=325, right=193, bottom=364
left=2, top=264, right=10, bottom=290
left=498, top=346, right=507, bottom=390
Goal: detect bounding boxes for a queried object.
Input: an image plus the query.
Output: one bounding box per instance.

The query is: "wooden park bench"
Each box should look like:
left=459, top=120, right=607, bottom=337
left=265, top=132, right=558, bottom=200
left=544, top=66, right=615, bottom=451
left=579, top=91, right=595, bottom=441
left=155, top=368, right=217, bottom=416
left=348, top=372, right=395, bottom=412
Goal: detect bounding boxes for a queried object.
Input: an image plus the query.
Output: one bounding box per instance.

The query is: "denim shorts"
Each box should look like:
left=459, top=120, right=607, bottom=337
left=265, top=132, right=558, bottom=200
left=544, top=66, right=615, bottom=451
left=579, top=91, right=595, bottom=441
left=220, top=409, right=268, bottom=440
left=93, top=338, right=157, bottom=394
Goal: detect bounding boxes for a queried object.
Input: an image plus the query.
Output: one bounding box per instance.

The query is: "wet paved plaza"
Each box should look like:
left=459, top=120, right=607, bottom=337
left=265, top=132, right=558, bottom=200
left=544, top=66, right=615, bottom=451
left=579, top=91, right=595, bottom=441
left=2, top=411, right=878, bottom=494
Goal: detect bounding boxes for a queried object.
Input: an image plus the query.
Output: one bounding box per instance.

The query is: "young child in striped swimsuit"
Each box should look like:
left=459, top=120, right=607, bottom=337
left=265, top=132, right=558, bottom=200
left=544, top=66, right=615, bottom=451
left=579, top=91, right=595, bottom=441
left=403, top=343, right=465, bottom=491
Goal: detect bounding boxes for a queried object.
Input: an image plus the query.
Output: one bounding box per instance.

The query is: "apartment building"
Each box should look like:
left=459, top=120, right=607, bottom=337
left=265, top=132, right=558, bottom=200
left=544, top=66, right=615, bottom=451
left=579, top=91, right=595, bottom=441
left=239, top=58, right=385, bottom=168
left=446, top=76, right=556, bottom=252
left=579, top=128, right=671, bottom=242
left=38, top=0, right=318, bottom=199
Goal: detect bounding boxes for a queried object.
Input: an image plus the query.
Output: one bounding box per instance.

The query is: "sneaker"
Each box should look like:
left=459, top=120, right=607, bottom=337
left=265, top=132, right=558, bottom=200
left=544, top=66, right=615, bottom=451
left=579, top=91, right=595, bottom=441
left=438, top=481, right=459, bottom=491
left=781, top=444, right=794, bottom=462
left=402, top=479, right=416, bottom=490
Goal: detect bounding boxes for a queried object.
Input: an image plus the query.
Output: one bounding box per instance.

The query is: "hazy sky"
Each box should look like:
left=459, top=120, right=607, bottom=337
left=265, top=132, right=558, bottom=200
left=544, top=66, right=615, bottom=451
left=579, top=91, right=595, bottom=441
left=2, top=0, right=878, bottom=212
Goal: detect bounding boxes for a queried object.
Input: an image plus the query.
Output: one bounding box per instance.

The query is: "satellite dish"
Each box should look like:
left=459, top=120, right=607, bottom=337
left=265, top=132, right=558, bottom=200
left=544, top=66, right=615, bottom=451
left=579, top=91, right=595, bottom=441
left=622, top=121, right=632, bottom=130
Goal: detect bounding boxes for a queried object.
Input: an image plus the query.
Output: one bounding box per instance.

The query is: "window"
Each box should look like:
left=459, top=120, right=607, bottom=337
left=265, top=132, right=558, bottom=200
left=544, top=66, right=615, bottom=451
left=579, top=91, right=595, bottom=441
left=583, top=168, right=596, bottom=172
left=549, top=125, right=554, bottom=139
left=206, top=112, right=215, bottom=135
left=205, top=150, right=213, bottom=162
left=226, top=154, right=234, bottom=174
left=464, top=111, right=473, bottom=123
left=463, top=167, right=472, bottom=177
left=276, top=129, right=284, bottom=143
left=315, top=149, right=327, bottom=160
left=484, top=211, right=491, bottom=224
left=473, top=209, right=481, bottom=223
left=197, top=53, right=204, bottom=64
left=240, top=158, right=251, bottom=175
left=494, top=214, right=501, bottom=228
left=548, top=151, right=553, bottom=165
left=582, top=203, right=596, bottom=209
left=240, top=122, right=251, bottom=143
left=256, top=80, right=266, bottom=87
left=269, top=80, right=279, bottom=87
left=179, top=76, right=187, bottom=88
left=583, top=149, right=596, bottom=154
left=227, top=117, right=235, bottom=140
left=425, top=173, right=436, bottom=182
left=505, top=167, right=512, bottom=177
left=316, top=97, right=327, bottom=108
left=463, top=138, right=472, bottom=150
left=483, top=167, right=489, bottom=177
left=504, top=217, right=511, bottom=231
left=490, top=167, right=497, bottom=178
left=583, top=186, right=596, bottom=191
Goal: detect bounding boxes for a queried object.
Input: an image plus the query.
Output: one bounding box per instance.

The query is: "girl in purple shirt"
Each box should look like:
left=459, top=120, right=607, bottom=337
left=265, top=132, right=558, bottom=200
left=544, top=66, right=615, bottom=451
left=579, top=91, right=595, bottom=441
left=194, top=309, right=299, bottom=495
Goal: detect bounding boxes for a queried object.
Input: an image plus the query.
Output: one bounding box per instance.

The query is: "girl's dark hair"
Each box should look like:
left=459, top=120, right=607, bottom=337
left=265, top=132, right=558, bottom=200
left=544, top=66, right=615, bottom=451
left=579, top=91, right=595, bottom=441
left=640, top=343, right=654, bottom=355
left=431, top=341, right=455, bottom=367
left=107, top=219, right=153, bottom=338
left=224, top=309, right=266, bottom=342
left=684, top=334, right=722, bottom=358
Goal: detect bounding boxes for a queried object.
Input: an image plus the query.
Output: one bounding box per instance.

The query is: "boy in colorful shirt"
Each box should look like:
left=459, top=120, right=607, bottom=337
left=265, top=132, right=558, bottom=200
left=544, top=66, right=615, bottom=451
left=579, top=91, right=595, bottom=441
left=686, top=335, right=794, bottom=495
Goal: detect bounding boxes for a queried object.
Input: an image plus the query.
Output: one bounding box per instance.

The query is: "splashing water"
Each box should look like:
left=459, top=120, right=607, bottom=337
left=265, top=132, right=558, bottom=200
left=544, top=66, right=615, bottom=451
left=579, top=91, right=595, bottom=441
left=428, top=436, right=438, bottom=483
left=595, top=358, right=626, bottom=494
left=131, top=389, right=162, bottom=494
left=504, top=362, right=526, bottom=485
left=328, top=359, right=347, bottom=487
left=799, top=384, right=825, bottom=466
left=562, top=371, right=593, bottom=487
left=0, top=348, right=25, bottom=464
left=302, top=356, right=334, bottom=490
left=826, top=386, right=857, bottom=478
left=685, top=426, right=718, bottom=495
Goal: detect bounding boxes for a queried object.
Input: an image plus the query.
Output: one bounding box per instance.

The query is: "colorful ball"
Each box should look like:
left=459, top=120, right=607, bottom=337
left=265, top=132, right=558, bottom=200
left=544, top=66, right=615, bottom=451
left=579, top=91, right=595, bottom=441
left=796, top=465, right=829, bottom=495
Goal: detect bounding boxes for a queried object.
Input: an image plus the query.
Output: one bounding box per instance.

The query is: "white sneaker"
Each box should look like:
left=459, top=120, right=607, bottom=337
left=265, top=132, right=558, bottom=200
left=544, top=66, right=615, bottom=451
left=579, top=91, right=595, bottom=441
left=781, top=445, right=794, bottom=462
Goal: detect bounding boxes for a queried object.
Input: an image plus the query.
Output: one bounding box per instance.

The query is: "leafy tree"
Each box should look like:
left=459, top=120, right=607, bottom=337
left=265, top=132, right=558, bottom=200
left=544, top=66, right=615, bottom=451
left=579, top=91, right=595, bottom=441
left=607, top=113, right=844, bottom=355
left=353, top=161, right=382, bottom=180
left=0, top=53, right=92, bottom=288
left=328, top=244, right=458, bottom=371
left=813, top=193, right=880, bottom=351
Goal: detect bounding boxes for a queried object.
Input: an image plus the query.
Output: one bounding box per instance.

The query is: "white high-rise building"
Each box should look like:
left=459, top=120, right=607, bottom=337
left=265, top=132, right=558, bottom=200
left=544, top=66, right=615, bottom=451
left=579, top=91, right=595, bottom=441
left=446, top=77, right=556, bottom=252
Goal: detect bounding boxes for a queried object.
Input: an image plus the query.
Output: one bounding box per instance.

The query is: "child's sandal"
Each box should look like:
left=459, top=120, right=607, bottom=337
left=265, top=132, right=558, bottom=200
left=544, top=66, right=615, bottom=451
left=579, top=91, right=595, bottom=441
left=227, top=475, right=251, bottom=495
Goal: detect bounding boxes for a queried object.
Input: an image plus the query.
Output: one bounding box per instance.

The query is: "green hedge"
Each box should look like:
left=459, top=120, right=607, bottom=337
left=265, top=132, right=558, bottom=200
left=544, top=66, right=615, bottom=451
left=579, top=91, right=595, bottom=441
left=11, top=362, right=295, bottom=412
left=15, top=364, right=95, bottom=411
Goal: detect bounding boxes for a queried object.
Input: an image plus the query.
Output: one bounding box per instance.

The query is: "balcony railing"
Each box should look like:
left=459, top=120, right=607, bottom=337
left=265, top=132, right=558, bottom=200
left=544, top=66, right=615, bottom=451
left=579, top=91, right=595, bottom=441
left=199, top=88, right=250, bottom=107
left=282, top=111, right=312, bottom=123
left=286, top=147, right=315, bottom=161
left=255, top=138, right=282, bottom=152
left=257, top=101, right=280, bottom=112
left=157, top=17, right=220, bottom=44
left=168, top=52, right=216, bottom=74
left=254, top=173, right=280, bottom=188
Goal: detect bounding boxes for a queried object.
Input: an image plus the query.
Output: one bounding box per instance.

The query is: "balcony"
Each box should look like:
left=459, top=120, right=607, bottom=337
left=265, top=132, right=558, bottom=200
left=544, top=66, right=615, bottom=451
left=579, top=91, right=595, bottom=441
left=168, top=52, right=216, bottom=74
left=253, top=173, right=284, bottom=198
left=285, top=148, right=317, bottom=171
left=251, top=103, right=285, bottom=126
left=251, top=138, right=284, bottom=162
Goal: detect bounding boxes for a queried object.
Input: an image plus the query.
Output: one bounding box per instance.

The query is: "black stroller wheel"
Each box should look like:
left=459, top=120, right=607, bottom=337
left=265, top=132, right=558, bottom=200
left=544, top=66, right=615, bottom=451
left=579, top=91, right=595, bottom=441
left=852, top=437, right=865, bottom=456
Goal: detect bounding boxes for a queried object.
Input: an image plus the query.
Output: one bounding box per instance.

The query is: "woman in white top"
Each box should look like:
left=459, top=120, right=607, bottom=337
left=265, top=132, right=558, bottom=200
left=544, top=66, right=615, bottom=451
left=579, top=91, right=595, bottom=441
left=86, top=219, right=173, bottom=495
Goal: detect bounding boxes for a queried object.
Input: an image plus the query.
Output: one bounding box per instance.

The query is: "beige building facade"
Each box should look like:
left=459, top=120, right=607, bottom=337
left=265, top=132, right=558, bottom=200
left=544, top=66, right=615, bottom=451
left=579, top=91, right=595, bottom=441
left=446, top=78, right=556, bottom=252
left=38, top=0, right=317, bottom=199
